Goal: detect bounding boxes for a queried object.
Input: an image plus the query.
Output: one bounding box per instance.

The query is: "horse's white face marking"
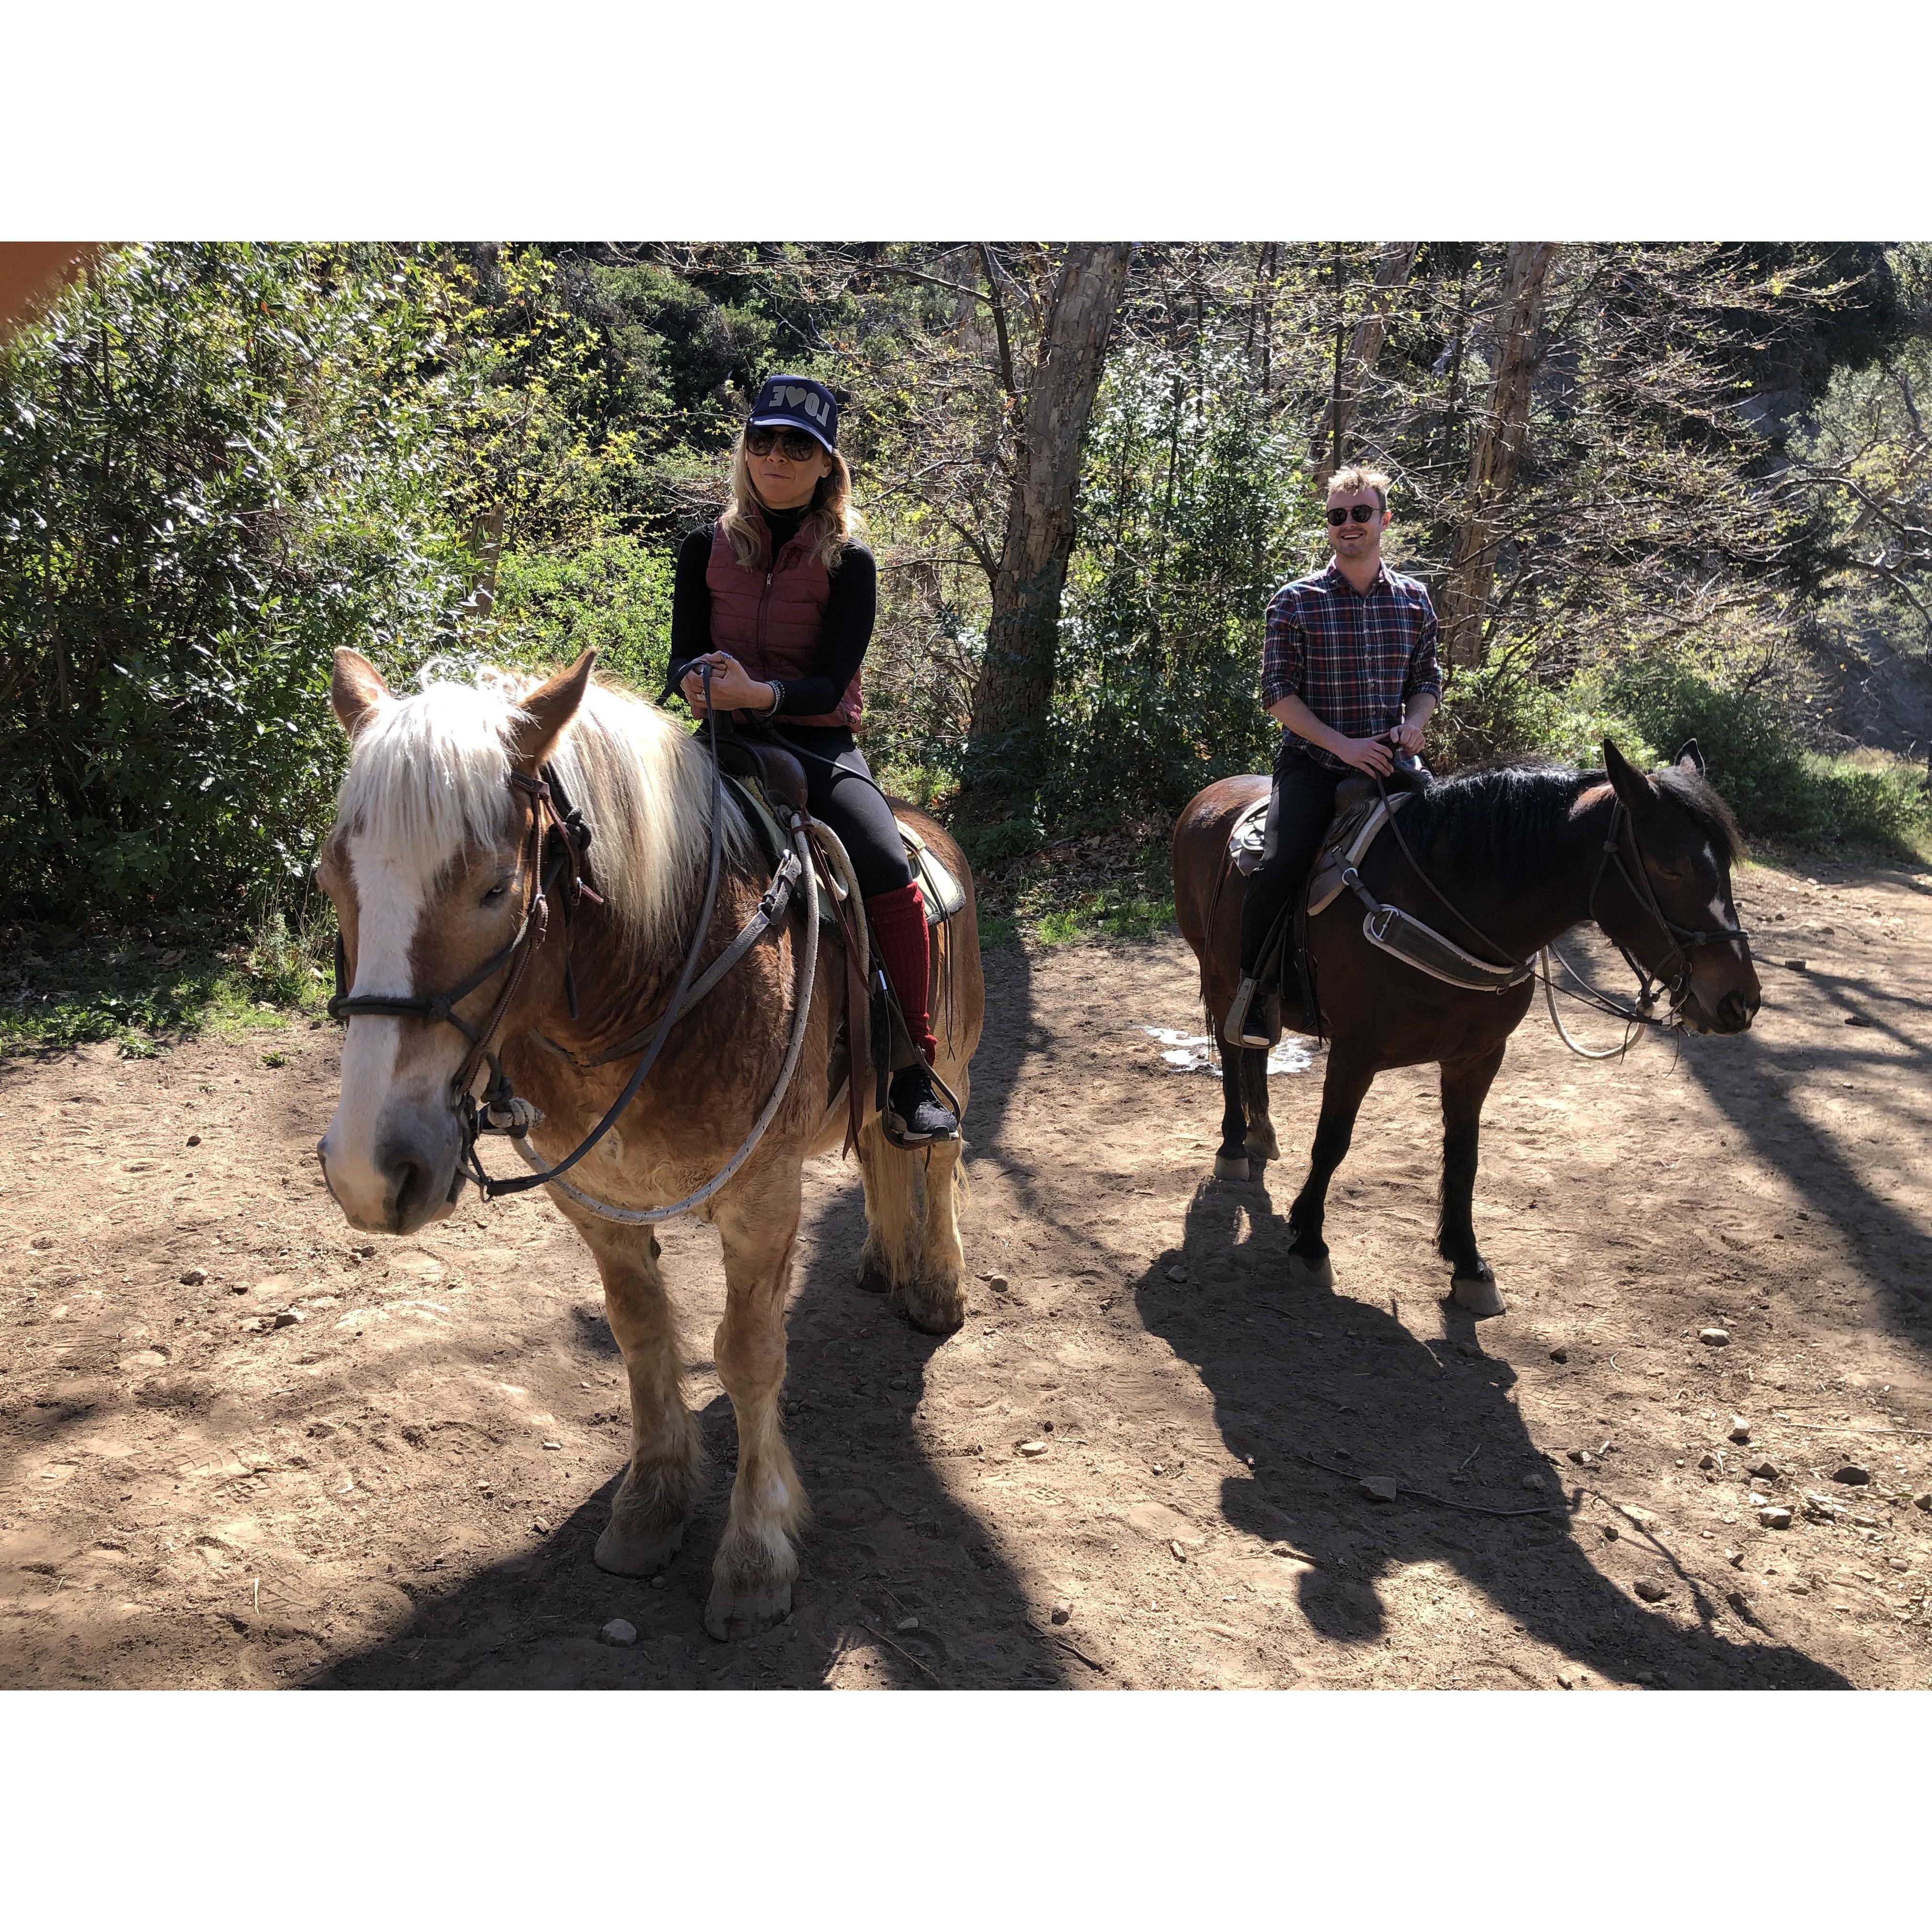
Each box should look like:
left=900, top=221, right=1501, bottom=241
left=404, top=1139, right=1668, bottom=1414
left=318, top=828, right=467, bottom=1232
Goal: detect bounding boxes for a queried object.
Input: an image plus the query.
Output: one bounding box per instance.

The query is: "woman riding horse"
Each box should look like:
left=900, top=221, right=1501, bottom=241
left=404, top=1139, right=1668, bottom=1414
left=666, top=374, right=957, bottom=1147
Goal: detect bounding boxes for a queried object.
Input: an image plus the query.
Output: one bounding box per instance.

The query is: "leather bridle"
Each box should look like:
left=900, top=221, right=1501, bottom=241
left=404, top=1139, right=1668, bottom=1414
left=326, top=763, right=600, bottom=1195
left=1586, top=791, right=1750, bottom=1015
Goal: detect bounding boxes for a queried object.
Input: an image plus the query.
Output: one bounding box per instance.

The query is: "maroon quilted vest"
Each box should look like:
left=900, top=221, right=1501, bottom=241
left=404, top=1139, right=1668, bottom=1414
left=706, top=519, right=862, bottom=730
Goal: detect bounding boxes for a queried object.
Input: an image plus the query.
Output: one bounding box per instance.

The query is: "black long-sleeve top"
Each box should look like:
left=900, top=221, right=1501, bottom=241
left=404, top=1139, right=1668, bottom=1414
left=666, top=504, right=877, bottom=726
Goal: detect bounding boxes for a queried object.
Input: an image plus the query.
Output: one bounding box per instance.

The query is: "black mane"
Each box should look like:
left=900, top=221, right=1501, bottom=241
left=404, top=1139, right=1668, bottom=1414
left=1404, top=758, right=1746, bottom=891
left=1406, top=763, right=1594, bottom=894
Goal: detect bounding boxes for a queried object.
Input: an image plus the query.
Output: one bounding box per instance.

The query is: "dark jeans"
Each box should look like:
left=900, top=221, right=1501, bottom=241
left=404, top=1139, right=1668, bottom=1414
left=777, top=727, right=912, bottom=899
left=1237, top=746, right=1346, bottom=975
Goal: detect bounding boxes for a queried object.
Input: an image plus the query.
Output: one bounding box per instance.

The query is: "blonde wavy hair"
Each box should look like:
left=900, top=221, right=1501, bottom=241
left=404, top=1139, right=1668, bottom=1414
left=718, top=427, right=863, bottom=572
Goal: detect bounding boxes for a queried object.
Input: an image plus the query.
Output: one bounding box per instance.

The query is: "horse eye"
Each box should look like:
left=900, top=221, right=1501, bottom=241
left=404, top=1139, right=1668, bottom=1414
left=482, top=882, right=510, bottom=906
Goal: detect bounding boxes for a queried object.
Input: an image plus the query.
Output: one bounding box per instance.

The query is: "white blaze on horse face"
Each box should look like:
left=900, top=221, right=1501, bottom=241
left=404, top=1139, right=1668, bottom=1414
left=320, top=830, right=466, bottom=1228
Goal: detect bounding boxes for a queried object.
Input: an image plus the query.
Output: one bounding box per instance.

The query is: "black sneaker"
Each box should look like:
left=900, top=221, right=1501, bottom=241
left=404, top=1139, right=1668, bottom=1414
left=887, top=1064, right=959, bottom=1144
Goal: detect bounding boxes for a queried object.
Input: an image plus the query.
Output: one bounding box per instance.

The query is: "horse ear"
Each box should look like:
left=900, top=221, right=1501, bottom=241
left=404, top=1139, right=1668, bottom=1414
left=511, top=650, right=598, bottom=769
left=1675, top=737, right=1706, bottom=775
left=1602, top=736, right=1656, bottom=812
left=331, top=648, right=390, bottom=739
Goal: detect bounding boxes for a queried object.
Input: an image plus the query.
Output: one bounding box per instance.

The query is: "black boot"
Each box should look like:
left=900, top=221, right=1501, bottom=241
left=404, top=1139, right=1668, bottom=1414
left=887, top=1063, right=959, bottom=1145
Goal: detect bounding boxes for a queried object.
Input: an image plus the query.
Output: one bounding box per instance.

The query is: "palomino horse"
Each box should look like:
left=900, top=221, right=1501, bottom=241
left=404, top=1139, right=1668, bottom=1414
left=314, top=648, right=983, bottom=1638
left=1173, top=741, right=1760, bottom=1315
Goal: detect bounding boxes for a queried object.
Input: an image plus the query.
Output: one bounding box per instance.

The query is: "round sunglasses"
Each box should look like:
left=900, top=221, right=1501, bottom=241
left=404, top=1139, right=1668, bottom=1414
left=747, top=425, right=825, bottom=462
left=1326, top=503, right=1383, bottom=526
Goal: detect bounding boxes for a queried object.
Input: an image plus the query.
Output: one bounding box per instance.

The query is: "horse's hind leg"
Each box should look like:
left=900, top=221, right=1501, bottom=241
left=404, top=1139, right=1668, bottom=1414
left=1285, top=1047, right=1378, bottom=1290
left=1439, top=1044, right=1508, bottom=1317
left=707, top=1167, right=809, bottom=1640
left=555, top=1208, right=702, bottom=1578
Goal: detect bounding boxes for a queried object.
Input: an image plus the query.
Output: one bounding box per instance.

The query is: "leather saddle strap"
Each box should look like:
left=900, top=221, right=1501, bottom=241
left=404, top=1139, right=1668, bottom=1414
left=808, top=822, right=869, bottom=1157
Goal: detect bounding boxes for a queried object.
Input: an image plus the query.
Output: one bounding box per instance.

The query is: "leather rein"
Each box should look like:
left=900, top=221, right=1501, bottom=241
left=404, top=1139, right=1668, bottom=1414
left=1373, top=771, right=1749, bottom=1021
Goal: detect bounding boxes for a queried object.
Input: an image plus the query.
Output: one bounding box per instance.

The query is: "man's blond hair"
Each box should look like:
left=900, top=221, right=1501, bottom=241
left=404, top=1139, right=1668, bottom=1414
left=1326, top=464, right=1391, bottom=512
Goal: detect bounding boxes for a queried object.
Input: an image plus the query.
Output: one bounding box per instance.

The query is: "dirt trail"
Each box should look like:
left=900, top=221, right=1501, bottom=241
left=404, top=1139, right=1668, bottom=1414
left=2, top=855, right=1930, bottom=1690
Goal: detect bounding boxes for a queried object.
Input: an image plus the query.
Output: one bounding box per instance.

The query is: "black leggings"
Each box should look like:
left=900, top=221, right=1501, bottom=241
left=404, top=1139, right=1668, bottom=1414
left=1237, top=747, right=1346, bottom=974
left=779, top=732, right=912, bottom=899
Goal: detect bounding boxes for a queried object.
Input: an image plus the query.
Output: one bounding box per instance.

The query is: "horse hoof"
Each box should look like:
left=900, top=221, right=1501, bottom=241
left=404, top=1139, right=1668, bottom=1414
left=892, top=1280, right=965, bottom=1335
left=1245, top=1133, right=1280, bottom=1164
left=703, top=1582, right=794, bottom=1643
left=1451, top=1273, right=1506, bottom=1318
left=1287, top=1253, right=1333, bottom=1290
left=855, top=1256, right=893, bottom=1296
left=594, top=1516, right=684, bottom=1578
left=1213, top=1153, right=1250, bottom=1182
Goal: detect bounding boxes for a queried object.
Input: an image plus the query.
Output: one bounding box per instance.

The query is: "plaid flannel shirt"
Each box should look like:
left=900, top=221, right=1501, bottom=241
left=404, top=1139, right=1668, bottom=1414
left=1260, top=559, right=1442, bottom=771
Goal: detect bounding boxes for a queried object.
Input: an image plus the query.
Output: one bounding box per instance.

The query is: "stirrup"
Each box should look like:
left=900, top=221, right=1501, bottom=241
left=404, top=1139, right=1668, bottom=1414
left=1224, top=976, right=1273, bottom=1050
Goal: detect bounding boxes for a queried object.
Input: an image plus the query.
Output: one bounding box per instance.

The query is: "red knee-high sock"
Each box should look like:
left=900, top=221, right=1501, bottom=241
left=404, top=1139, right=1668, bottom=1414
left=865, top=881, right=936, bottom=1066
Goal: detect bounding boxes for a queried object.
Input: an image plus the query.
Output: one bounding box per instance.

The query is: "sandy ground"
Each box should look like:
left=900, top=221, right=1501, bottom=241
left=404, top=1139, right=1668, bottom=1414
left=2, top=852, right=1930, bottom=1692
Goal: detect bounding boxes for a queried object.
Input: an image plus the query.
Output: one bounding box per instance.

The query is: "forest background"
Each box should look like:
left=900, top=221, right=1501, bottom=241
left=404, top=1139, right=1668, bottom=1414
left=4, top=241, right=1931, bottom=1045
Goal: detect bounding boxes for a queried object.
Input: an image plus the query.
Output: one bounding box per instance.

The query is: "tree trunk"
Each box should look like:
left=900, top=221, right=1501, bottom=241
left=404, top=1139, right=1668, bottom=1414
left=966, top=243, right=1135, bottom=790
left=1309, top=242, right=1420, bottom=490
left=1440, top=242, right=1560, bottom=669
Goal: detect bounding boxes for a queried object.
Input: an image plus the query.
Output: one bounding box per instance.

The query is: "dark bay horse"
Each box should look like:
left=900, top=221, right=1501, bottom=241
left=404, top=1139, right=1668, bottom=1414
left=1173, top=740, right=1760, bottom=1316
left=314, top=649, right=983, bottom=1638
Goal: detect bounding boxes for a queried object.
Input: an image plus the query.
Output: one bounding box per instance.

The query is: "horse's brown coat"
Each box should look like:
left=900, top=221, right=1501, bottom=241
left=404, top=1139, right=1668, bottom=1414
left=1173, top=743, right=1762, bottom=1313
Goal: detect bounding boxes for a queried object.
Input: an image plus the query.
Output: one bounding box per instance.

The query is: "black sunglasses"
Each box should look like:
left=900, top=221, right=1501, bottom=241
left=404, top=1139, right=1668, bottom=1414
left=1326, top=503, right=1382, bottom=526
left=747, top=425, right=824, bottom=462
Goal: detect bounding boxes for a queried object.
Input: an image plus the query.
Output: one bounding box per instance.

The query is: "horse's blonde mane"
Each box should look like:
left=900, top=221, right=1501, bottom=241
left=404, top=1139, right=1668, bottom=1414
left=334, top=663, right=748, bottom=950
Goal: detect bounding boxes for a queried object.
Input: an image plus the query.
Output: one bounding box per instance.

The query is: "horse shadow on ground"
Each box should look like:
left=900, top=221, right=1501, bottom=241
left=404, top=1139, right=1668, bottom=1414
left=1133, top=1173, right=1851, bottom=1690
left=1679, top=958, right=1932, bottom=1362
left=308, top=942, right=1075, bottom=1690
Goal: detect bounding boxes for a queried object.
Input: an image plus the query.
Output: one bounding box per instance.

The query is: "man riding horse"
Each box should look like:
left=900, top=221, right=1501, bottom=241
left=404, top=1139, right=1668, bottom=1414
left=1225, top=464, right=1441, bottom=1048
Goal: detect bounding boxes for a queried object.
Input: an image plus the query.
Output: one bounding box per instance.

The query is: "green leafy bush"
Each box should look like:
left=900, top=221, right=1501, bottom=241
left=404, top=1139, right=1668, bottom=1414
left=1431, top=660, right=1658, bottom=774
left=1610, top=662, right=1930, bottom=850
left=489, top=537, right=674, bottom=693
left=0, top=244, right=474, bottom=916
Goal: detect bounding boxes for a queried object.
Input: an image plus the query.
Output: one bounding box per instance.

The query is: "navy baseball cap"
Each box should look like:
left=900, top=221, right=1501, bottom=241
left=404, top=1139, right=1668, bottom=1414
left=749, top=373, right=839, bottom=452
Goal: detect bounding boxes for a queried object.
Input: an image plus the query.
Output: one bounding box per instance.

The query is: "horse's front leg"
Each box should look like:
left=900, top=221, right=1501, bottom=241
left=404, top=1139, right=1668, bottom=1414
left=1438, top=1043, right=1508, bottom=1316
left=553, top=1207, right=702, bottom=1577
left=706, top=1163, right=808, bottom=1640
left=1285, top=1047, right=1378, bottom=1290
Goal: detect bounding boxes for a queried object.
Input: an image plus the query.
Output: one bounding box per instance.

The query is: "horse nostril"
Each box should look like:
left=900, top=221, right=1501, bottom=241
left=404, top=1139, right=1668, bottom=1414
left=385, top=1150, right=433, bottom=1229
left=1720, top=991, right=1754, bottom=1031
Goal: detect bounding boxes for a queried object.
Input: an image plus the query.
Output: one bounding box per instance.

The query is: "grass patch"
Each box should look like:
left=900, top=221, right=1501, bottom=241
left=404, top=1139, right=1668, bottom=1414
left=0, top=904, right=335, bottom=1059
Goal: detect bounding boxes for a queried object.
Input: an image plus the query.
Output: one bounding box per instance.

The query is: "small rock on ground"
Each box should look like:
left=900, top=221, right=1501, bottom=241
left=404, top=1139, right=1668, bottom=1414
left=1832, top=1464, right=1871, bottom=1485
left=1700, top=1328, right=1730, bottom=1347
left=1728, top=1415, right=1752, bottom=1442
left=1051, top=1599, right=1072, bottom=1625
left=600, top=1619, right=637, bottom=1646
left=1634, top=1578, right=1669, bottom=1602
left=1759, top=1505, right=1793, bottom=1529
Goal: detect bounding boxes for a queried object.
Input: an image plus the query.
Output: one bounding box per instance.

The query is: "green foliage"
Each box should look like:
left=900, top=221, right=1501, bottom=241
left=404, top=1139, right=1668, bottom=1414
left=1045, top=345, right=1318, bottom=817
left=489, top=537, right=674, bottom=693
left=0, top=244, right=474, bottom=916
left=1431, top=659, right=1658, bottom=773
left=1610, top=661, right=1931, bottom=851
